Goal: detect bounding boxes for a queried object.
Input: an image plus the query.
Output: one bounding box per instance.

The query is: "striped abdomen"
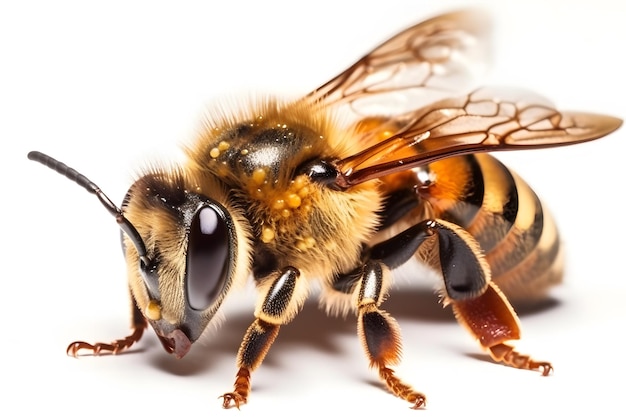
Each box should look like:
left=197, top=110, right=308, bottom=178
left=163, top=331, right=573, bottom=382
left=420, top=153, right=563, bottom=303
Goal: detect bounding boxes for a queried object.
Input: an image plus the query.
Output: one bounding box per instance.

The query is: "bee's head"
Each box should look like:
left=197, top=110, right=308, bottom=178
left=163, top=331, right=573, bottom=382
left=27, top=151, right=251, bottom=358
left=122, top=169, right=251, bottom=358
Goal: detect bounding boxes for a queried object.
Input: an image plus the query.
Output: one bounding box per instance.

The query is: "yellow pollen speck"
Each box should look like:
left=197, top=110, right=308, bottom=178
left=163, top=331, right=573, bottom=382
left=305, top=237, right=316, bottom=248
left=293, top=176, right=307, bottom=190
left=281, top=209, right=291, bottom=218
left=145, top=300, right=162, bottom=321
left=252, top=168, right=267, bottom=185
left=297, top=186, right=310, bottom=198
left=241, top=149, right=249, bottom=155
left=209, top=148, right=220, bottom=158
left=261, top=227, right=275, bottom=243
left=273, top=199, right=285, bottom=210
left=286, top=194, right=301, bottom=208
left=218, top=141, right=230, bottom=151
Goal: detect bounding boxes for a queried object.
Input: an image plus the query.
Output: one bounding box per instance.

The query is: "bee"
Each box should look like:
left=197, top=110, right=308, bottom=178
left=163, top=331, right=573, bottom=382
left=28, top=10, right=621, bottom=409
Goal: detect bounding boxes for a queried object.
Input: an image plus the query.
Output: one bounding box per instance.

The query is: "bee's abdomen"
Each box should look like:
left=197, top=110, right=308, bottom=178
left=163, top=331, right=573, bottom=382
left=424, top=154, right=563, bottom=303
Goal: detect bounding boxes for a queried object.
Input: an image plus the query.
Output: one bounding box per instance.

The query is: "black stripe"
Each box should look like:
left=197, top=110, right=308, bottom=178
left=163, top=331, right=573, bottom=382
left=488, top=191, right=545, bottom=277
left=471, top=156, right=519, bottom=252
left=440, top=155, right=484, bottom=228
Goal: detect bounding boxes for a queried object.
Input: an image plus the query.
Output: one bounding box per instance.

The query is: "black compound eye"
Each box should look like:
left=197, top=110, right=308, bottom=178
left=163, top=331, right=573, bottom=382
left=186, top=205, right=231, bottom=311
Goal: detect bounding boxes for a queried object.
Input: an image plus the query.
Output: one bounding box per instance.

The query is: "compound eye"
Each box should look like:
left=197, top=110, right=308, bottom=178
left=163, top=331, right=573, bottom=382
left=186, top=205, right=231, bottom=311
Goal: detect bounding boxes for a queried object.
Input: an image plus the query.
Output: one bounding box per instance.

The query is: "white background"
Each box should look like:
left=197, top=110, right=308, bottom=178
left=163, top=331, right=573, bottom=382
left=1, top=0, right=624, bottom=415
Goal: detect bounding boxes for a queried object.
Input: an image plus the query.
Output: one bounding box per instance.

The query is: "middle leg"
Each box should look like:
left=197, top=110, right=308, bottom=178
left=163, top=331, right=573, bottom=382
left=354, top=260, right=427, bottom=409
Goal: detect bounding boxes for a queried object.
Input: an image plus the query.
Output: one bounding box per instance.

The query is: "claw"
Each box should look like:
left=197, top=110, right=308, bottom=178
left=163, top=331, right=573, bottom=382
left=220, top=392, right=246, bottom=409
left=533, top=361, right=554, bottom=376
left=410, top=395, right=427, bottom=409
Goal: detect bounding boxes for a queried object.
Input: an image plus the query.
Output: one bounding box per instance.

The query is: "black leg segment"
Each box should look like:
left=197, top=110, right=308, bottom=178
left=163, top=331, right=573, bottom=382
left=333, top=219, right=489, bottom=301
left=431, top=220, right=488, bottom=300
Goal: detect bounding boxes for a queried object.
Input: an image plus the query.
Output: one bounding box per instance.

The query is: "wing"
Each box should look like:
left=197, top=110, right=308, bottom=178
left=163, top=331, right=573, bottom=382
left=333, top=87, right=622, bottom=188
left=304, top=10, right=491, bottom=118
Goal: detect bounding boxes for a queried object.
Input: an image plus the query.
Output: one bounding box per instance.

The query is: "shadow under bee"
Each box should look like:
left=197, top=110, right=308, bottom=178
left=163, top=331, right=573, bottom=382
left=147, top=286, right=560, bottom=377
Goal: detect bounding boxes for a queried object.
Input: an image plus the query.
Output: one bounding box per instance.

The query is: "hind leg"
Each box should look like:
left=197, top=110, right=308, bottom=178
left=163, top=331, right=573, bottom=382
left=329, top=218, right=551, bottom=408
left=450, top=282, right=553, bottom=375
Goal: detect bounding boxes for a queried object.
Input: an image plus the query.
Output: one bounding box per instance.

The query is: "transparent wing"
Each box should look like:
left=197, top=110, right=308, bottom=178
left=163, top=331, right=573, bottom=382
left=304, top=10, right=491, bottom=118
left=333, top=87, right=623, bottom=187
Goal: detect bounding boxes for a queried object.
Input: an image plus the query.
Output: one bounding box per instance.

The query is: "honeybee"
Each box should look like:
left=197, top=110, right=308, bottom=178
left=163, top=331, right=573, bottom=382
left=28, top=10, right=621, bottom=410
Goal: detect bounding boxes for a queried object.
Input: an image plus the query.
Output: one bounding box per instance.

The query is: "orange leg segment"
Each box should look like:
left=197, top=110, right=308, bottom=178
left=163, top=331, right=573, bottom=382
left=67, top=293, right=147, bottom=356
left=221, top=267, right=299, bottom=409
left=221, top=319, right=280, bottom=409
left=452, top=282, right=552, bottom=375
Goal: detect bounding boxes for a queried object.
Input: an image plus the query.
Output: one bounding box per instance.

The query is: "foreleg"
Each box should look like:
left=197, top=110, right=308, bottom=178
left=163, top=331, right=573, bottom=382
left=221, top=267, right=305, bottom=409
left=66, top=290, right=147, bottom=356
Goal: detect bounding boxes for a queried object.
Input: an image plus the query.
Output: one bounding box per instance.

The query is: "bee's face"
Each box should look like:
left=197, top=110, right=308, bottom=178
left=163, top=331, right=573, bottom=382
left=122, top=170, right=251, bottom=357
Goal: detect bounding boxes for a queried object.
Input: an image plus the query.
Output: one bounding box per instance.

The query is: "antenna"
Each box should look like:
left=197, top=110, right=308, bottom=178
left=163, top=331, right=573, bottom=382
left=27, top=151, right=152, bottom=267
